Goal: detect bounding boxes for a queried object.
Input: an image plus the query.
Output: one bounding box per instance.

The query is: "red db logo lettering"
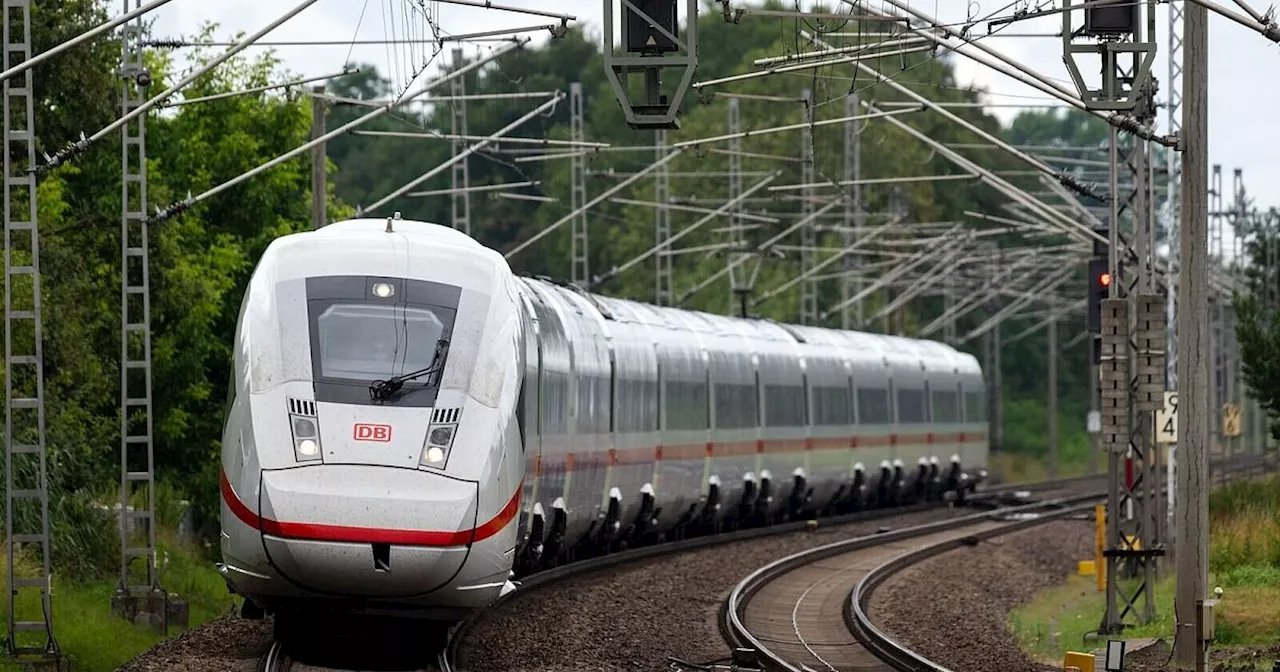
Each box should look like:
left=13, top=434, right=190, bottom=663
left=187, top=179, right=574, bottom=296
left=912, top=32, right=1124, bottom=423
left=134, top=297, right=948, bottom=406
left=353, top=423, right=392, bottom=442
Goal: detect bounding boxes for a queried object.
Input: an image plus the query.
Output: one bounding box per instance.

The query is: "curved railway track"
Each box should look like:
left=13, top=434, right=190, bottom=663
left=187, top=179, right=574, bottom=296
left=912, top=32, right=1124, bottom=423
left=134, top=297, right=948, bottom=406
left=439, top=474, right=1102, bottom=671
left=721, top=455, right=1270, bottom=672
left=722, top=492, right=1101, bottom=671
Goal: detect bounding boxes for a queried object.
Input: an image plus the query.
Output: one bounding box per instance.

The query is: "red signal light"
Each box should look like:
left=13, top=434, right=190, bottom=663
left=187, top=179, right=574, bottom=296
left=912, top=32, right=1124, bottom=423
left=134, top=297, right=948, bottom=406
left=1099, top=272, right=1112, bottom=287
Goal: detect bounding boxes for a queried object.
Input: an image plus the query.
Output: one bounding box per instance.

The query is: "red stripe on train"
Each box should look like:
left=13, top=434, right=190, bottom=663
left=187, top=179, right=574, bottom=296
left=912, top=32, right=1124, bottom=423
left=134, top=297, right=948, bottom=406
left=220, top=470, right=520, bottom=547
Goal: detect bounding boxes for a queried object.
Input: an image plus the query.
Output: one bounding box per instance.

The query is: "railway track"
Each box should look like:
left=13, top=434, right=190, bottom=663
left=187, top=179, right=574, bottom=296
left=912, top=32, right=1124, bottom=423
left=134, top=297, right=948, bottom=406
left=722, top=491, right=1101, bottom=671
left=257, top=619, right=446, bottom=672
left=439, top=474, right=1103, bottom=671
left=720, top=455, right=1271, bottom=672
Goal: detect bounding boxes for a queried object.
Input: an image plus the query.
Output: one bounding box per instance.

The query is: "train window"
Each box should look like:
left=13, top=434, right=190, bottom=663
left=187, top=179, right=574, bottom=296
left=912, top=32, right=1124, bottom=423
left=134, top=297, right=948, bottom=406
left=666, top=380, right=708, bottom=431
left=541, top=370, right=569, bottom=434
left=765, top=384, right=806, bottom=427
left=964, top=391, right=986, bottom=423
left=856, top=387, right=891, bottom=425
left=931, top=390, right=959, bottom=423
left=315, top=303, right=451, bottom=383
left=714, top=383, right=758, bottom=429
left=813, top=386, right=851, bottom=426
left=616, top=378, right=658, bottom=432
left=576, top=373, right=611, bottom=434
left=897, top=388, right=927, bottom=424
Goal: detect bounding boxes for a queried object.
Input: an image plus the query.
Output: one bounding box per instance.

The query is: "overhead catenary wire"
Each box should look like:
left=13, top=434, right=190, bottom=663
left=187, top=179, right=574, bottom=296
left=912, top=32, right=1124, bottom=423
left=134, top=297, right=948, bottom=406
left=0, top=0, right=181, bottom=85
left=503, top=148, right=687, bottom=260
left=159, top=68, right=359, bottom=108
left=43, top=0, right=328, bottom=170
left=855, top=0, right=1175, bottom=146
left=147, top=37, right=527, bottom=222
left=362, top=92, right=565, bottom=212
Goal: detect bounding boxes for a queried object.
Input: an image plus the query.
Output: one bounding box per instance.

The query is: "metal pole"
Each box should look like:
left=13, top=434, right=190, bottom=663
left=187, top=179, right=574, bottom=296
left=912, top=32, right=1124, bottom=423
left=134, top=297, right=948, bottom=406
left=655, top=128, right=672, bottom=305
left=843, top=91, right=863, bottom=329
left=118, top=0, right=159, bottom=606
left=1091, top=340, right=1102, bottom=475
left=569, top=82, right=587, bottom=287
left=310, top=85, right=326, bottom=230
left=726, top=97, right=745, bottom=312
left=450, top=48, right=471, bottom=236
left=1174, top=0, right=1210, bottom=663
left=1049, top=294, right=1059, bottom=478
left=4, top=0, right=57, bottom=658
left=800, top=88, right=816, bottom=325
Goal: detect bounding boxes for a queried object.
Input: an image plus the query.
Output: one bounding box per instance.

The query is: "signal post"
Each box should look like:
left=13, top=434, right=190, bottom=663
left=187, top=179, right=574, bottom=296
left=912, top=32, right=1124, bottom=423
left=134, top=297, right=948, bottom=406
left=1070, top=0, right=1166, bottom=635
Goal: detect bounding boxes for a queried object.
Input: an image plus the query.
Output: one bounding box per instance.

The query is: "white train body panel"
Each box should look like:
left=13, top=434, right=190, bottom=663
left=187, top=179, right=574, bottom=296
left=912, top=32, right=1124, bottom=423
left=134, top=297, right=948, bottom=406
left=220, top=218, right=989, bottom=622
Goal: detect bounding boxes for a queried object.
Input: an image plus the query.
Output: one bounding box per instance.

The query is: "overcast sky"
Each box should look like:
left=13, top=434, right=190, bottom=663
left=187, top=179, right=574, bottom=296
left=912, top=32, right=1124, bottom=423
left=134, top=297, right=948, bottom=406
left=147, top=0, right=1278, bottom=215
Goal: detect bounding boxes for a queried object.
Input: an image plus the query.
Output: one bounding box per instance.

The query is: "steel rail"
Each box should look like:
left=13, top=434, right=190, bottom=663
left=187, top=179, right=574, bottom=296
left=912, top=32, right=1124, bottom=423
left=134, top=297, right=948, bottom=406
left=846, top=455, right=1268, bottom=672
left=722, top=491, right=1105, bottom=671
left=844, top=501, right=1098, bottom=672
left=440, top=474, right=1103, bottom=671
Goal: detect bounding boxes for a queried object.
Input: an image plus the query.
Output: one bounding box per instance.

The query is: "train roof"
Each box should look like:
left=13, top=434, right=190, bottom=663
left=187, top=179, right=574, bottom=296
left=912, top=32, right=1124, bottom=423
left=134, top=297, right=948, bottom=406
left=255, top=218, right=508, bottom=288
left=517, top=276, right=981, bottom=377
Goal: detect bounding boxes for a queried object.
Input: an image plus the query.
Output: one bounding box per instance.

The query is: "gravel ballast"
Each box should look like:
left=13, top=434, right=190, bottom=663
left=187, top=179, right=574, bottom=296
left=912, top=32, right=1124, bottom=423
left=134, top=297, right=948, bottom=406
left=121, top=492, right=1097, bottom=671
left=116, top=614, right=272, bottom=672
left=456, top=507, right=970, bottom=671
left=868, top=517, right=1096, bottom=672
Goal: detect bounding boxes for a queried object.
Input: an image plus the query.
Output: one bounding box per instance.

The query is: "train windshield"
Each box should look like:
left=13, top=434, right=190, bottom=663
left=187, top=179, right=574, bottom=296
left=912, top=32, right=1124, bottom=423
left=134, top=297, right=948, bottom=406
left=305, top=275, right=461, bottom=406
left=316, top=304, right=449, bottom=381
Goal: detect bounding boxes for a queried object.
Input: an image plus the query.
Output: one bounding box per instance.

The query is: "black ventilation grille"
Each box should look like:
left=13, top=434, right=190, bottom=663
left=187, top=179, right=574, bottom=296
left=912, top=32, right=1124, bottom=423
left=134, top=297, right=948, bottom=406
left=288, top=398, right=317, bottom=417
left=432, top=407, right=461, bottom=424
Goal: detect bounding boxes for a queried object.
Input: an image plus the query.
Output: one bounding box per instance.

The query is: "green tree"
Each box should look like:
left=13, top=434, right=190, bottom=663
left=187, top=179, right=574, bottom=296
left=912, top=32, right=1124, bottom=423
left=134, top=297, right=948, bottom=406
left=1234, top=209, right=1280, bottom=440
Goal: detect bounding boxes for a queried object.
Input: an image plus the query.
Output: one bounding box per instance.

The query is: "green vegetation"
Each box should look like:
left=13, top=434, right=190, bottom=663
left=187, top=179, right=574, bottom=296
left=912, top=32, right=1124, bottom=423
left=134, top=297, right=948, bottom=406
left=0, top=532, right=237, bottom=672
left=0, top=0, right=1126, bottom=662
left=1010, top=475, right=1280, bottom=663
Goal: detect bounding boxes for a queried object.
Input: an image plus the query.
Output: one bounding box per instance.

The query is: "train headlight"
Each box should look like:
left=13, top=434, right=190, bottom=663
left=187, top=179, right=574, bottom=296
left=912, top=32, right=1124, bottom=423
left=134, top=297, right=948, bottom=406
left=372, top=282, right=395, bottom=298
left=289, top=413, right=323, bottom=462
left=421, top=422, right=457, bottom=469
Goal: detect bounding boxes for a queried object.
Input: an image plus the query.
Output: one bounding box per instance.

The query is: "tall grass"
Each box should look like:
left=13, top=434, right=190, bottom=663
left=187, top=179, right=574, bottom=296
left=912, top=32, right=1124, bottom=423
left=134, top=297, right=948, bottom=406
left=1209, top=474, right=1280, bottom=571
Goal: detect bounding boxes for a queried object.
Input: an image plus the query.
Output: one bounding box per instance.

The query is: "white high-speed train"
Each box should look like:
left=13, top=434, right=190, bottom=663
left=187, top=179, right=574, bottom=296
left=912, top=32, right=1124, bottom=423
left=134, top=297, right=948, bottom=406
left=217, top=217, right=989, bottom=634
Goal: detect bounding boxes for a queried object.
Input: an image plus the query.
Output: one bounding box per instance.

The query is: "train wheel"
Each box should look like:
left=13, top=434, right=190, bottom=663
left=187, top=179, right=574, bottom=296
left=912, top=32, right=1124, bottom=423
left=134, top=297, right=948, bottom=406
left=240, top=598, right=265, bottom=620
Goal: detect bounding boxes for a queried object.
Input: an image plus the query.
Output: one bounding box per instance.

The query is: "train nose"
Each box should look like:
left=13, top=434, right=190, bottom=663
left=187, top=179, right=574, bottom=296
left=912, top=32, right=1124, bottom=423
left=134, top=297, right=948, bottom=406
left=257, top=465, right=478, bottom=598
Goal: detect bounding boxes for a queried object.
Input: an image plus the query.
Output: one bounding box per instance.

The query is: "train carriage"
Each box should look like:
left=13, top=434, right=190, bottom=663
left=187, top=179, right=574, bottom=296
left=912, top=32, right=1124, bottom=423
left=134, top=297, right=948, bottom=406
left=219, top=218, right=989, bottom=632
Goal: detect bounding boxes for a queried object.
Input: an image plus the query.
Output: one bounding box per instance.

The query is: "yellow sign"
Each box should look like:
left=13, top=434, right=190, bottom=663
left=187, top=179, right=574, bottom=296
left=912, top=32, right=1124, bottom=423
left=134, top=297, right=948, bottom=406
left=1223, top=403, right=1242, bottom=437
left=1156, top=391, right=1178, bottom=443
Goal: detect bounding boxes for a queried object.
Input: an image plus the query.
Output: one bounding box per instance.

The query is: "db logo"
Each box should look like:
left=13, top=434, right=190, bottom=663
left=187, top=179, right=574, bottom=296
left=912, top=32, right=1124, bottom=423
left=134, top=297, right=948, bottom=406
left=353, top=423, right=392, bottom=442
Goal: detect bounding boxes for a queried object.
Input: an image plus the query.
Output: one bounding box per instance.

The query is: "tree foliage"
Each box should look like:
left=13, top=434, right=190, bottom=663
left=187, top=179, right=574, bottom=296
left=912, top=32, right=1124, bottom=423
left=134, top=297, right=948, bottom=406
left=1234, top=211, right=1280, bottom=439
left=11, top=1, right=1105, bottom=578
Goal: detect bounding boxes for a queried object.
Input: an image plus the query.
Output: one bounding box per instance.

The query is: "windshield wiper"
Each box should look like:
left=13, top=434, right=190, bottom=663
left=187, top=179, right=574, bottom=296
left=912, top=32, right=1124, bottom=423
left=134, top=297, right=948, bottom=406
left=369, top=338, right=450, bottom=401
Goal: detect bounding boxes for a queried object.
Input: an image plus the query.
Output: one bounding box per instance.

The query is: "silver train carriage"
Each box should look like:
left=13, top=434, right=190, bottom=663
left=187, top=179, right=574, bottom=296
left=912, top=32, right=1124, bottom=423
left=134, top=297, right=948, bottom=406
left=218, top=218, right=989, bottom=629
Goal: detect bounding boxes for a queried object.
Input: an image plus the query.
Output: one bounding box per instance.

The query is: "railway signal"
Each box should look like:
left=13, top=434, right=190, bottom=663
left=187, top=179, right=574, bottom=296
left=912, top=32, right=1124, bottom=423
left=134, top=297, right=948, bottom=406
left=602, top=0, right=698, bottom=129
